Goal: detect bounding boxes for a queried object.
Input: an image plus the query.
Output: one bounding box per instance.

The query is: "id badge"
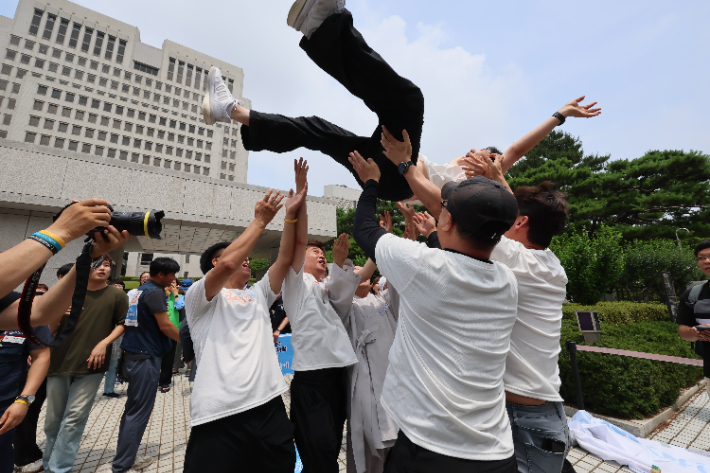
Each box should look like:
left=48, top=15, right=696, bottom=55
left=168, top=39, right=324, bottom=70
left=126, top=290, right=142, bottom=327
left=1, top=335, right=25, bottom=344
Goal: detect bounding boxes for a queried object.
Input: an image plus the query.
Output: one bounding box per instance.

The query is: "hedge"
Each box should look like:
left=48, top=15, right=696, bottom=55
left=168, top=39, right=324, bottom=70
left=559, top=319, right=702, bottom=419
left=562, top=301, right=669, bottom=325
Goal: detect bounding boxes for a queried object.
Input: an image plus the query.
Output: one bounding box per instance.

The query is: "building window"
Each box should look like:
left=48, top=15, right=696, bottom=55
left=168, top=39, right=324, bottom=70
left=124, top=122, right=132, bottom=132
left=35, top=58, right=45, bottom=69
left=75, top=110, right=84, bottom=120
left=136, top=125, right=144, bottom=135
left=105, top=36, right=115, bottom=60
left=167, top=57, right=175, bottom=81
left=93, top=32, right=104, bottom=56
left=177, top=61, right=184, bottom=83
left=110, top=133, right=118, bottom=143
left=61, top=66, right=71, bottom=76
left=88, top=113, right=97, bottom=123
left=164, top=159, right=171, bottom=168
left=54, top=137, right=64, bottom=148
left=127, top=108, right=135, bottom=118
left=176, top=148, right=183, bottom=157
left=121, top=136, right=130, bottom=146
left=56, top=18, right=69, bottom=45
left=113, top=119, right=121, bottom=129
left=116, top=40, right=126, bottom=63
left=166, top=146, right=173, bottom=155
left=153, top=157, right=161, bottom=166
left=194, top=67, right=202, bottom=89
left=91, top=99, right=100, bottom=109
left=155, top=143, right=163, bottom=153
left=103, top=102, right=112, bottom=112
left=115, top=105, right=124, bottom=115
left=85, top=128, right=94, bottom=138
left=43, top=14, right=57, bottom=40
left=62, top=107, right=71, bottom=117
left=110, top=80, right=118, bottom=90
left=37, top=84, right=48, bottom=95
left=87, top=74, right=96, bottom=83
left=29, top=9, right=43, bottom=36
left=89, top=60, right=98, bottom=70
left=15, top=69, right=26, bottom=79
left=6, top=50, right=17, bottom=61
left=81, top=28, right=93, bottom=53
left=203, top=167, right=209, bottom=176
left=72, top=125, right=81, bottom=135
left=100, top=116, right=109, bottom=126
left=47, top=62, right=58, bottom=72
left=6, top=98, right=15, bottom=110
left=69, top=23, right=81, bottom=48
left=51, top=88, right=61, bottom=99
left=10, top=36, right=20, bottom=47
left=1, top=64, right=13, bottom=75
left=68, top=140, right=78, bottom=151
left=134, top=61, right=158, bottom=76
left=131, top=152, right=139, bottom=162
left=28, top=115, right=40, bottom=126
left=77, top=56, right=86, bottom=67
left=133, top=138, right=141, bottom=148
left=2, top=114, right=11, bottom=126
left=118, top=150, right=127, bottom=160
left=25, top=131, right=37, bottom=143
left=78, top=95, right=88, bottom=106
left=65, top=92, right=75, bottom=102
left=204, top=154, right=210, bottom=163
left=74, top=70, right=83, bottom=80
left=184, top=164, right=191, bottom=172
left=33, top=100, right=44, bottom=111
left=40, top=134, right=50, bottom=146
left=174, top=162, right=181, bottom=171
left=107, top=148, right=116, bottom=158
left=58, top=122, right=68, bottom=132
left=98, top=131, right=107, bottom=140
left=95, top=145, right=104, bottom=156
left=99, top=77, right=107, bottom=87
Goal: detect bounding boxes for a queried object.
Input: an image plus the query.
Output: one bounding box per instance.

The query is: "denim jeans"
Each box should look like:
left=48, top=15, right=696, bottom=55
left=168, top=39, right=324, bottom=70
left=506, top=401, right=570, bottom=473
left=103, top=359, right=119, bottom=394
left=43, top=374, right=104, bottom=473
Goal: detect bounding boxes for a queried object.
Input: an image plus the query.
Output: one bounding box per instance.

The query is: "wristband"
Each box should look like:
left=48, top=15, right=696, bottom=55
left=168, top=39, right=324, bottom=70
left=29, top=234, right=60, bottom=255
left=552, top=112, right=566, bottom=125
left=39, top=230, right=66, bottom=249
left=284, top=219, right=298, bottom=223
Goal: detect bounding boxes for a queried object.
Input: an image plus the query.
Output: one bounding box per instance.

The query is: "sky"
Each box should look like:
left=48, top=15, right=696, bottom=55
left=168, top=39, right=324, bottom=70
left=2, top=0, right=708, bottom=196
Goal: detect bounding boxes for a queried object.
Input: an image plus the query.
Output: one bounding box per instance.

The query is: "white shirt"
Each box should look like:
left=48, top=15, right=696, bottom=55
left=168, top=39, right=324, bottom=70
left=283, top=264, right=359, bottom=371
left=375, top=234, right=518, bottom=461
left=419, top=154, right=466, bottom=189
left=184, top=272, right=287, bottom=426
left=491, top=236, right=568, bottom=401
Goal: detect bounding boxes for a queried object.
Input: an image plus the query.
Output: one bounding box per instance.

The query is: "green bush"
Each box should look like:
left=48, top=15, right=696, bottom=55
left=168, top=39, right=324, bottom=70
left=550, top=226, right=625, bottom=305
left=562, top=301, right=669, bottom=325
left=616, top=239, right=703, bottom=302
left=559, top=320, right=702, bottom=419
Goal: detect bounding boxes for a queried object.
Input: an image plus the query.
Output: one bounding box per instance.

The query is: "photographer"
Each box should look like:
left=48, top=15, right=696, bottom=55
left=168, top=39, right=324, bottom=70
left=677, top=240, right=710, bottom=399
left=0, top=223, right=130, bottom=332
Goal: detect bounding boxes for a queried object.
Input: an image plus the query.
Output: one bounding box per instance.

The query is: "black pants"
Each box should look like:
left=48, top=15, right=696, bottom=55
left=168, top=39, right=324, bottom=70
left=159, top=340, right=177, bottom=387
left=184, top=396, right=295, bottom=473
left=290, top=368, right=348, bottom=473
left=12, top=378, right=46, bottom=466
left=384, top=431, right=517, bottom=473
left=241, top=10, right=424, bottom=202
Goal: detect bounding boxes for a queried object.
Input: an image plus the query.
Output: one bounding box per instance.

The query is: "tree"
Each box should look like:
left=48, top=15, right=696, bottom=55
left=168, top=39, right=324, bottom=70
left=508, top=131, right=710, bottom=240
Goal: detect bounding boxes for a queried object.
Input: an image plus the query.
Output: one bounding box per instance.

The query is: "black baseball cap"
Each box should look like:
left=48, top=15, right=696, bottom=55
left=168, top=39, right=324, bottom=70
left=441, top=176, right=519, bottom=235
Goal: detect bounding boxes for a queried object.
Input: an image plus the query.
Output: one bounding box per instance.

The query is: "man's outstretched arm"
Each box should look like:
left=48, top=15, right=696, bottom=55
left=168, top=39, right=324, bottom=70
left=291, top=159, right=310, bottom=273
left=204, top=190, right=286, bottom=300
left=348, top=152, right=387, bottom=262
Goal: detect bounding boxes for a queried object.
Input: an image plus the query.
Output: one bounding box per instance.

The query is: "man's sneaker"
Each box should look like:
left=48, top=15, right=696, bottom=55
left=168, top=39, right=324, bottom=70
left=132, top=454, right=153, bottom=470
left=102, top=392, right=120, bottom=398
left=202, top=67, right=237, bottom=125
left=287, top=0, right=344, bottom=38
left=19, top=460, right=44, bottom=472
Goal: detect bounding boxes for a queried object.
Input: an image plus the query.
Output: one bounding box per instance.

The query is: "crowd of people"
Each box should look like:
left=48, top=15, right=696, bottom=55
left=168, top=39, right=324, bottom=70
left=1, top=1, right=707, bottom=473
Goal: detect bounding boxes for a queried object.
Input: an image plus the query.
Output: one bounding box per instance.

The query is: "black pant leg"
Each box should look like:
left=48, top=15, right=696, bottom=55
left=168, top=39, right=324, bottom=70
left=12, top=379, right=46, bottom=466
left=241, top=110, right=371, bottom=189
left=159, top=341, right=176, bottom=387
left=300, top=10, right=424, bottom=201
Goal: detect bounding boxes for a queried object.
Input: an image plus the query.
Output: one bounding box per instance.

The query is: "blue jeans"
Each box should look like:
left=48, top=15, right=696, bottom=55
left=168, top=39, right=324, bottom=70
left=43, top=374, right=104, bottom=473
left=104, top=358, right=119, bottom=394
left=506, top=401, right=570, bottom=473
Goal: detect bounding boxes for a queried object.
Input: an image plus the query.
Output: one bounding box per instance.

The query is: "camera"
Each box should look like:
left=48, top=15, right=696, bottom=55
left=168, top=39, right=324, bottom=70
left=103, top=207, right=165, bottom=239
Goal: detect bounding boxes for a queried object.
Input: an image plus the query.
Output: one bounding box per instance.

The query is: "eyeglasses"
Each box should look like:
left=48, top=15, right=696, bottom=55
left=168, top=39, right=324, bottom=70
left=440, top=200, right=448, bottom=210
left=698, top=256, right=710, bottom=262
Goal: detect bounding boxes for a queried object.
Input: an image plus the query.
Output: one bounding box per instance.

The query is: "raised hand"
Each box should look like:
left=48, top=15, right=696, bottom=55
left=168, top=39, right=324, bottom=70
left=47, top=198, right=113, bottom=244
left=254, top=189, right=285, bottom=226
left=379, top=210, right=393, bottom=233
left=294, top=158, right=309, bottom=194
left=348, top=151, right=381, bottom=183
left=413, top=212, right=437, bottom=237
left=331, top=233, right=351, bottom=268
left=89, top=226, right=131, bottom=260
left=285, top=183, right=308, bottom=219
left=403, top=223, right=419, bottom=241
left=461, top=153, right=492, bottom=180
left=381, top=126, right=412, bottom=165
left=558, top=95, right=602, bottom=119
left=396, top=201, right=416, bottom=221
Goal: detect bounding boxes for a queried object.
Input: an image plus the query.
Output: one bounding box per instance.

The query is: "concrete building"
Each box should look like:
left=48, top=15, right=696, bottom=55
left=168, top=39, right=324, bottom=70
left=0, top=0, right=343, bottom=286
left=323, top=184, right=362, bottom=210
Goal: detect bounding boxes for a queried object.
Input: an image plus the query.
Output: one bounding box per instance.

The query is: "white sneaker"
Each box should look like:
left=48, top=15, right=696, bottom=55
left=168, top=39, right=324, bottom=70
left=131, top=454, right=154, bottom=470
left=287, top=0, right=344, bottom=38
left=202, top=67, right=237, bottom=125
left=19, top=460, right=44, bottom=473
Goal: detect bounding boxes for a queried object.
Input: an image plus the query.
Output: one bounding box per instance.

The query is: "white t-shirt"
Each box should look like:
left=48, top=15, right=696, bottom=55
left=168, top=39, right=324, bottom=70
left=184, top=272, right=287, bottom=426
left=419, top=154, right=466, bottom=189
left=282, top=264, right=359, bottom=371
left=491, top=236, right=568, bottom=401
left=375, top=234, right=518, bottom=461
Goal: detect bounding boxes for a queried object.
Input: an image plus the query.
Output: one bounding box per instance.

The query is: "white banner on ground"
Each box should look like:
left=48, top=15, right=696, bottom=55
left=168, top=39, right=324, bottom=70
left=569, top=411, right=710, bottom=473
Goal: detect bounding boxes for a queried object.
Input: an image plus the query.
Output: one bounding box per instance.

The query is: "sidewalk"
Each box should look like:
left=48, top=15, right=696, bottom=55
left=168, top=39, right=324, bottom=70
left=29, top=375, right=709, bottom=473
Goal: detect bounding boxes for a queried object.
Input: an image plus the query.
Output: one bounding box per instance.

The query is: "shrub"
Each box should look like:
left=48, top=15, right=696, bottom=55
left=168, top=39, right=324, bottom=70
left=550, top=226, right=624, bottom=305
left=559, top=320, right=702, bottom=419
left=562, top=301, right=669, bottom=325
left=616, top=239, right=703, bottom=302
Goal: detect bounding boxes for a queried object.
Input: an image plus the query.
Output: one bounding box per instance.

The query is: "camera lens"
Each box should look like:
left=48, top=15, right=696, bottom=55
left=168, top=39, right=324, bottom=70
left=110, top=210, right=164, bottom=239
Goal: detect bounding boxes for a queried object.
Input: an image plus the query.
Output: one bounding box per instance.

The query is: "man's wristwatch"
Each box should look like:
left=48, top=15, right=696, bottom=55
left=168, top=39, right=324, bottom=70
left=398, top=161, right=415, bottom=175
left=552, top=112, right=566, bottom=125
left=15, top=395, right=35, bottom=405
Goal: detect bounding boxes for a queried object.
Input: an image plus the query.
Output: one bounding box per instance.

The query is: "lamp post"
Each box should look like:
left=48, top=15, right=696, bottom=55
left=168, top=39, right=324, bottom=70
left=676, top=228, right=690, bottom=250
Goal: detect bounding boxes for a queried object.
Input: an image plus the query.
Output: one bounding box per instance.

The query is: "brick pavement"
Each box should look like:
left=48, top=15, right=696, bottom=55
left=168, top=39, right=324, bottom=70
left=28, top=375, right=710, bottom=473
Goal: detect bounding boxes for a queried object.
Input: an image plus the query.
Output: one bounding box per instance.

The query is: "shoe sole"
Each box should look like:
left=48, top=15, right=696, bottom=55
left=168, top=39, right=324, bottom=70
left=202, top=67, right=218, bottom=126
left=287, top=0, right=308, bottom=27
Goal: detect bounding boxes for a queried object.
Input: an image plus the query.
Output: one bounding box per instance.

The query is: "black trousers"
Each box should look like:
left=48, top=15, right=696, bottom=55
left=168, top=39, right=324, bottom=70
left=384, top=431, right=517, bottom=473
left=184, top=396, right=296, bottom=473
left=13, top=378, right=46, bottom=466
left=241, top=10, right=424, bottom=202
left=159, top=340, right=177, bottom=387
left=290, top=368, right=348, bottom=473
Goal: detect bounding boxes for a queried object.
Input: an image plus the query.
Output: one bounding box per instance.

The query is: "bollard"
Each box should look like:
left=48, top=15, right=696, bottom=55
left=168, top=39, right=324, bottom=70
left=566, top=341, right=585, bottom=411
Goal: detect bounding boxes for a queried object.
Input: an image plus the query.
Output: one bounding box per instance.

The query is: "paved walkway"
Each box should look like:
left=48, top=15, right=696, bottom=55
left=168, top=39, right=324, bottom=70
left=29, top=374, right=710, bottom=473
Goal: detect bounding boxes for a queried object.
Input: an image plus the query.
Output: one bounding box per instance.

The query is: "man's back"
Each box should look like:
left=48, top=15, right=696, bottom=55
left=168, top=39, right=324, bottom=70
left=375, top=234, right=519, bottom=461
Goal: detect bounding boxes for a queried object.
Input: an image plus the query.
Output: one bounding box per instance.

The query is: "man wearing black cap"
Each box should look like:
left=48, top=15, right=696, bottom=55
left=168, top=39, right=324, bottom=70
left=349, top=151, right=520, bottom=472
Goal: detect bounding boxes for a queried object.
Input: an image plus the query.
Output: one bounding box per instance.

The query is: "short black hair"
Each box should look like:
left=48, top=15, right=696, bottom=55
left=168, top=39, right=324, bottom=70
left=695, top=240, right=710, bottom=257
left=57, top=263, right=74, bottom=278
left=149, top=257, right=180, bottom=277
left=200, top=242, right=231, bottom=275
left=454, top=220, right=509, bottom=252
left=307, top=240, right=325, bottom=252
left=139, top=271, right=150, bottom=279
left=514, top=181, right=569, bottom=248
left=484, top=146, right=502, bottom=155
